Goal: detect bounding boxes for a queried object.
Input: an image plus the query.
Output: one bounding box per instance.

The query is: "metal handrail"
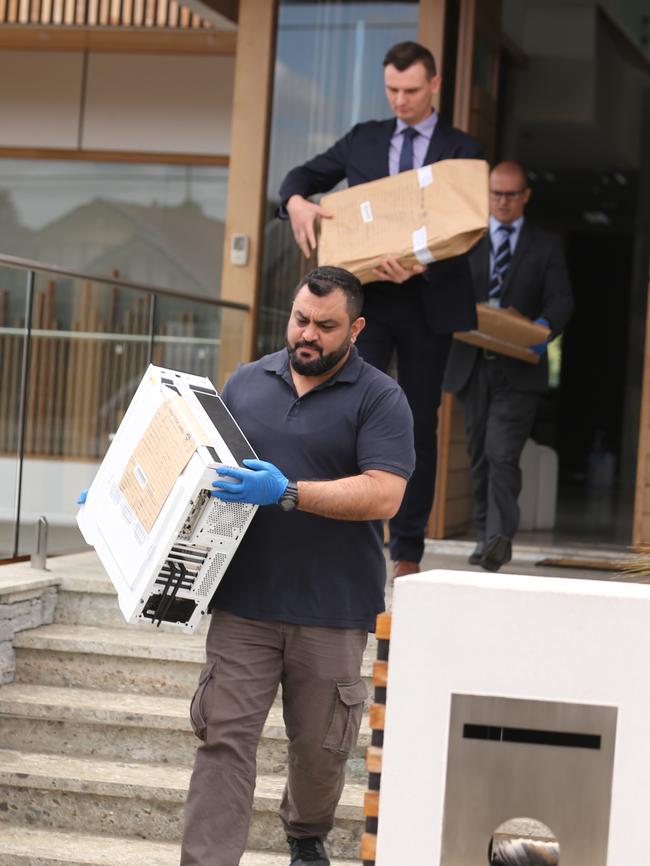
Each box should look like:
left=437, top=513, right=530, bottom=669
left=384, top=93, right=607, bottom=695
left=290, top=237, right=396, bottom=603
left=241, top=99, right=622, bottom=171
left=0, top=253, right=250, bottom=312
left=2, top=252, right=250, bottom=559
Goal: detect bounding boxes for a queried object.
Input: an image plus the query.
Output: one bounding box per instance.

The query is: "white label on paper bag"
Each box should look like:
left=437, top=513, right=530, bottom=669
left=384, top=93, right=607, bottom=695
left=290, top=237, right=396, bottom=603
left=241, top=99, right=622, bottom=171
left=360, top=201, right=373, bottom=223
left=412, top=226, right=435, bottom=265
left=417, top=165, right=433, bottom=188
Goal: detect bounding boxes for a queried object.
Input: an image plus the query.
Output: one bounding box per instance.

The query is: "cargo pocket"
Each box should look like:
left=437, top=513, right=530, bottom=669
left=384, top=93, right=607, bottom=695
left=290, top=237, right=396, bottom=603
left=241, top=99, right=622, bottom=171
left=189, top=659, right=217, bottom=741
left=322, top=679, right=368, bottom=755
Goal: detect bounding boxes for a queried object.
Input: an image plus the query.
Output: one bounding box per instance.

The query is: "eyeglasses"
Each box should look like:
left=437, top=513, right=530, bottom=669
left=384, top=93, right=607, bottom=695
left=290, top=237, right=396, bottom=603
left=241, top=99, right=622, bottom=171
left=489, top=189, right=526, bottom=200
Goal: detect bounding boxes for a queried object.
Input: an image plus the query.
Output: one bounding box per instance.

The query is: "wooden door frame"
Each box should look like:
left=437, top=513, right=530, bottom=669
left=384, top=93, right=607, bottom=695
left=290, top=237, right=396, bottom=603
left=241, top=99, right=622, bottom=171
left=428, top=0, right=477, bottom=538
left=218, top=0, right=278, bottom=371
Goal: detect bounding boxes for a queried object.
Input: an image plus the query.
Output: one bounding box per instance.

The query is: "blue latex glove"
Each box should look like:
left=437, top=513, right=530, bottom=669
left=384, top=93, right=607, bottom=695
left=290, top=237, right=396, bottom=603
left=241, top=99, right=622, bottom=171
left=212, top=459, right=288, bottom=506
left=77, top=488, right=88, bottom=505
left=529, top=317, right=550, bottom=355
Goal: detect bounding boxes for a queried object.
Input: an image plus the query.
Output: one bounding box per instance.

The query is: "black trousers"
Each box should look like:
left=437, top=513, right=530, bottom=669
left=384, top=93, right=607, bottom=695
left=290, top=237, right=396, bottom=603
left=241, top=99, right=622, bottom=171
left=356, top=283, right=451, bottom=563
left=456, top=356, right=540, bottom=541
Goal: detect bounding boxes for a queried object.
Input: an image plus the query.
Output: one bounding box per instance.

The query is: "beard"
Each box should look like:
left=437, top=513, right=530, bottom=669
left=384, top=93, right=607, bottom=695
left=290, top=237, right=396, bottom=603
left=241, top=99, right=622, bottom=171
left=287, top=337, right=351, bottom=376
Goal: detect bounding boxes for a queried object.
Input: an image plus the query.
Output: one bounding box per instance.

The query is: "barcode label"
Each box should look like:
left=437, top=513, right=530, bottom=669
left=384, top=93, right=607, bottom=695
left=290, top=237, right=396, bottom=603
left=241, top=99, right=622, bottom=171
left=134, top=463, right=148, bottom=489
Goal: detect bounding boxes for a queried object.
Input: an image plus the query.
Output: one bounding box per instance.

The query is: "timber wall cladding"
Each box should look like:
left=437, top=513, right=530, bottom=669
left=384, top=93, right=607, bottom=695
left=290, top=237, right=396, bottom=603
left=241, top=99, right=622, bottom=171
left=361, top=611, right=391, bottom=865
left=0, top=279, right=219, bottom=460
left=0, top=0, right=211, bottom=29
left=633, top=279, right=650, bottom=546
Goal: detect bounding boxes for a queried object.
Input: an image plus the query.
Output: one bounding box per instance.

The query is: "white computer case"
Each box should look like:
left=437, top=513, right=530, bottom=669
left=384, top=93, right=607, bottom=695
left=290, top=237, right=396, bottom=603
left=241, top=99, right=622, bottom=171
left=77, top=365, right=257, bottom=633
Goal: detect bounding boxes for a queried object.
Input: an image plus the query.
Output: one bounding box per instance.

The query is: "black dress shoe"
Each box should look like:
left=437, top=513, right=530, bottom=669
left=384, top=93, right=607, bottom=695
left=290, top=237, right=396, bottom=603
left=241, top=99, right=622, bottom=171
left=479, top=535, right=512, bottom=572
left=288, top=836, right=330, bottom=865
left=468, top=541, right=486, bottom=565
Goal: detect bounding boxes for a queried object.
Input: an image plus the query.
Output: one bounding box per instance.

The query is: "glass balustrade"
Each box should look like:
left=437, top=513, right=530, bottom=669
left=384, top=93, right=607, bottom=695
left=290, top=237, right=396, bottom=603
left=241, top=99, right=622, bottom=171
left=0, top=256, right=248, bottom=560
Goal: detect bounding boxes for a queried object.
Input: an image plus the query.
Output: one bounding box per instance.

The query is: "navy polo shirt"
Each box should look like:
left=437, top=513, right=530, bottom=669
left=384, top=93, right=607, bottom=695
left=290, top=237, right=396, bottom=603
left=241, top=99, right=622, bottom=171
left=210, top=346, right=415, bottom=630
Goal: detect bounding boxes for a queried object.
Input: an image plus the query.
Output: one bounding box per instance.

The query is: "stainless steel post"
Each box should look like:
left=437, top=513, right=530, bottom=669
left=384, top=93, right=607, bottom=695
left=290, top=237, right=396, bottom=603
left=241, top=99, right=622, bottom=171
left=30, top=516, right=49, bottom=570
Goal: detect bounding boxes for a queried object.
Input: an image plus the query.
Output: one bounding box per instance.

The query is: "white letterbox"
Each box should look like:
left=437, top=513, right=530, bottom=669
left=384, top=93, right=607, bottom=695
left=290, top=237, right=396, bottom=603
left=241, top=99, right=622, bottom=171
left=376, top=571, right=650, bottom=866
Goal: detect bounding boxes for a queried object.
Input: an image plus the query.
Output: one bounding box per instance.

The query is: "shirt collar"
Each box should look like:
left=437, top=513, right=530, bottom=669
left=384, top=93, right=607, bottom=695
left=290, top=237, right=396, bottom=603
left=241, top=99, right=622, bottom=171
left=262, top=344, right=364, bottom=388
left=395, top=109, right=438, bottom=141
left=489, top=214, right=525, bottom=237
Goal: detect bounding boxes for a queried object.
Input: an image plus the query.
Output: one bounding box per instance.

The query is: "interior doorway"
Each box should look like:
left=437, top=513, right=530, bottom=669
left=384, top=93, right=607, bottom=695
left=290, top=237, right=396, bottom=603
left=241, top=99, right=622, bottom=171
left=432, top=0, right=650, bottom=548
left=494, top=1, right=650, bottom=547
left=527, top=189, right=637, bottom=544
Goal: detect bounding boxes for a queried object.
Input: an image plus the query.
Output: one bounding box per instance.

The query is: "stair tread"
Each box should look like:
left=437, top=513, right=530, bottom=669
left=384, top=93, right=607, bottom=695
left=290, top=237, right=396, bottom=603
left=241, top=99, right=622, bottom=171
left=0, top=683, right=371, bottom=740
left=0, top=682, right=190, bottom=724
left=0, top=824, right=357, bottom=865
left=12, top=623, right=207, bottom=661
left=0, top=748, right=365, bottom=816
left=59, top=573, right=116, bottom=596
left=13, top=623, right=376, bottom=672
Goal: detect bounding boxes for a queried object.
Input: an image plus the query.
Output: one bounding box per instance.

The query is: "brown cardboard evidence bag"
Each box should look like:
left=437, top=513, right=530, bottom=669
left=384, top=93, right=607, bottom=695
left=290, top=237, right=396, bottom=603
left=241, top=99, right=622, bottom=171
left=317, top=159, right=489, bottom=284
left=454, top=304, right=551, bottom=365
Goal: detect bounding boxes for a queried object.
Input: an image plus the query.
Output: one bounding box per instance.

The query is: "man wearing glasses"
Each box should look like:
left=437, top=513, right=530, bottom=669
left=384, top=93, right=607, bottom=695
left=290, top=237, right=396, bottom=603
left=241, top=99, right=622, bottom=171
left=443, top=161, right=573, bottom=571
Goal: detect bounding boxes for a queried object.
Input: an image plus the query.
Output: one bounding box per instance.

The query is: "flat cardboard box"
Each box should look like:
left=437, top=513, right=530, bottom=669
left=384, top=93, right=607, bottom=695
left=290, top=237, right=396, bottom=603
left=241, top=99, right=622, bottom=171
left=317, top=159, right=489, bottom=284
left=453, top=304, right=551, bottom=364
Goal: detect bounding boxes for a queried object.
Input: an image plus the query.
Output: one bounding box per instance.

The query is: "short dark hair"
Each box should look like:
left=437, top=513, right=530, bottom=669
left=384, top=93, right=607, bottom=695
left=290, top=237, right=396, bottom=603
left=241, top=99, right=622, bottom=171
left=294, top=266, right=363, bottom=321
left=383, top=41, right=437, bottom=78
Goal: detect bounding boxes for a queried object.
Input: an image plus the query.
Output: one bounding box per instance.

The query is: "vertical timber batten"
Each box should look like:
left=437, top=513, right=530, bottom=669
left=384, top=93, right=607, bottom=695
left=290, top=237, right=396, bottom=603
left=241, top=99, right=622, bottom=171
left=633, top=275, right=650, bottom=547
left=429, top=0, right=477, bottom=539
left=452, top=0, right=476, bottom=131
left=219, top=0, right=278, bottom=372
left=418, top=0, right=446, bottom=112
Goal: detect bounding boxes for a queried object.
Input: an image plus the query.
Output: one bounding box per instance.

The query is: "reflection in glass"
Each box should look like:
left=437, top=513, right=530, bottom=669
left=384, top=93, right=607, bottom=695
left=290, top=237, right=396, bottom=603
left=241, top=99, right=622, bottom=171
left=153, top=295, right=234, bottom=391
left=259, top=0, right=419, bottom=356
left=0, top=261, right=246, bottom=556
left=0, top=161, right=228, bottom=298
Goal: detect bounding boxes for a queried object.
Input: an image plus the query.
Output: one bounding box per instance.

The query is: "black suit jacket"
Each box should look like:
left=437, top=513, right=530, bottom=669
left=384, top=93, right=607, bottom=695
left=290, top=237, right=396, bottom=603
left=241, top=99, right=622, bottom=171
left=278, top=117, right=484, bottom=335
left=443, top=222, right=574, bottom=393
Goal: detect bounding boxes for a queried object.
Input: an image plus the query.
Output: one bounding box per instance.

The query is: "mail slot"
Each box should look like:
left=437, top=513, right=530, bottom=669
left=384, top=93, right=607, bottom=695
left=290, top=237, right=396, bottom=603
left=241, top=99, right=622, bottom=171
left=440, top=694, right=617, bottom=865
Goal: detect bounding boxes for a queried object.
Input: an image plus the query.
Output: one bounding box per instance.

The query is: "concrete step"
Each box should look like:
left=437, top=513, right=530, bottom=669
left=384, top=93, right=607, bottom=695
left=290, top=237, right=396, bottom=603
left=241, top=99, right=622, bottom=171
left=0, top=683, right=369, bottom=779
left=54, top=570, right=379, bottom=657
left=0, top=749, right=365, bottom=858
left=0, top=824, right=358, bottom=865
left=13, top=623, right=206, bottom=698
left=13, top=624, right=375, bottom=698
left=54, top=572, right=209, bottom=635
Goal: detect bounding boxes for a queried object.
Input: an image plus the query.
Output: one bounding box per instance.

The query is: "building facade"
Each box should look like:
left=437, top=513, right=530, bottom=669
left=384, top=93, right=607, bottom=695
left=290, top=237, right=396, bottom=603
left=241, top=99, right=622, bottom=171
left=1, top=0, right=649, bottom=549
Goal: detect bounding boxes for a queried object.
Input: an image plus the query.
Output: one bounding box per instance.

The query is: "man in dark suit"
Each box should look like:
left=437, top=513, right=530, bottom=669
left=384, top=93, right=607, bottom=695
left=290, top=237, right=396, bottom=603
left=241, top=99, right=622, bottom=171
left=278, top=41, right=484, bottom=579
left=443, top=161, right=574, bottom=571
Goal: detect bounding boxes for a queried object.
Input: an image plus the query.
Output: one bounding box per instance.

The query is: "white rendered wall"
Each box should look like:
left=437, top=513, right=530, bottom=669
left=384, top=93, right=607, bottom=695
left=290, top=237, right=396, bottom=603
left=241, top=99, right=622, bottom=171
left=376, top=570, right=650, bottom=865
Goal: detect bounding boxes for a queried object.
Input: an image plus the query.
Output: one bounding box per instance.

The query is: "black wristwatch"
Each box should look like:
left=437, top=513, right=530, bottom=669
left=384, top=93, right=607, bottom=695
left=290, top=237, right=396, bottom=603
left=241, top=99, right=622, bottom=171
left=278, top=480, right=299, bottom=512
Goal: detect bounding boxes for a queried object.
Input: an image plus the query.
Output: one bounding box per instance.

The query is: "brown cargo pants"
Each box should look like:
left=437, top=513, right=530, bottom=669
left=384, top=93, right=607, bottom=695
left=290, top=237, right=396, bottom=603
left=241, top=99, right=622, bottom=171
left=180, top=609, right=368, bottom=866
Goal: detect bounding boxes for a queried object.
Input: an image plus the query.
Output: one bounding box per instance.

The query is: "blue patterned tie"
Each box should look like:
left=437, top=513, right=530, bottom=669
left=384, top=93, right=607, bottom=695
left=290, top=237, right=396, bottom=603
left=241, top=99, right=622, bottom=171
left=399, top=127, right=419, bottom=173
left=489, top=224, right=515, bottom=301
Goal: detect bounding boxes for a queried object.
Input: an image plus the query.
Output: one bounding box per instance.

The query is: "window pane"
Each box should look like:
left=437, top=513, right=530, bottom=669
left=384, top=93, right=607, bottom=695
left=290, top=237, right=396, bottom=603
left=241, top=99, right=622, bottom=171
left=259, top=0, right=419, bottom=355
left=0, top=160, right=228, bottom=298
